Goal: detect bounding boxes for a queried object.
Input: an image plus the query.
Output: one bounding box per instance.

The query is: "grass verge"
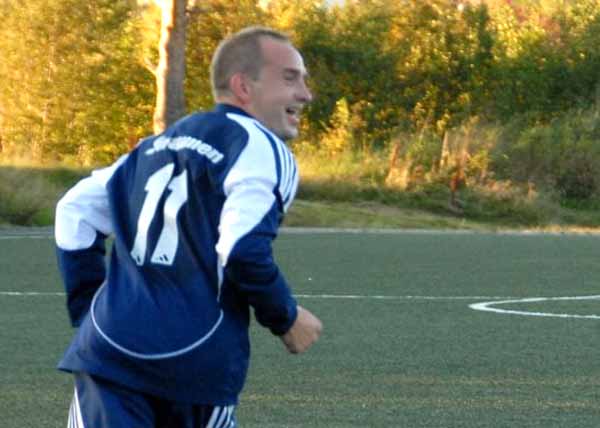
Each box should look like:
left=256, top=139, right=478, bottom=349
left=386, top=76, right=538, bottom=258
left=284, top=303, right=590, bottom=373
left=2, top=163, right=600, bottom=232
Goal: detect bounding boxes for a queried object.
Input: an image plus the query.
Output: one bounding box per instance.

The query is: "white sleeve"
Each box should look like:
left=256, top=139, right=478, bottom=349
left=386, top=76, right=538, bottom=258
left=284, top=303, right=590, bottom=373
left=55, top=156, right=126, bottom=250
left=215, top=126, right=278, bottom=268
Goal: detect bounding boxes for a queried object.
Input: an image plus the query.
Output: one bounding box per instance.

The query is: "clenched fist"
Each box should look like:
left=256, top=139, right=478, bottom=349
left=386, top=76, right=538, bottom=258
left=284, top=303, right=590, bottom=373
left=281, top=306, right=322, bottom=354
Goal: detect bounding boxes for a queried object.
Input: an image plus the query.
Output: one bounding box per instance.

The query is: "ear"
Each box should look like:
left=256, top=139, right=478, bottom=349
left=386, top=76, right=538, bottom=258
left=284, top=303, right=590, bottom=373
left=229, top=73, right=253, bottom=104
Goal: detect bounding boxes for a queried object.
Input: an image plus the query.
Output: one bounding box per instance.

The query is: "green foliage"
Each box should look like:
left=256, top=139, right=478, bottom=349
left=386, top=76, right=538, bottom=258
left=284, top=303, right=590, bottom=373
left=3, top=0, right=600, bottom=217
left=185, top=0, right=269, bottom=111
left=489, top=108, right=600, bottom=202
left=390, top=0, right=495, bottom=133
left=320, top=98, right=353, bottom=155
left=289, top=0, right=404, bottom=146
left=486, top=0, right=600, bottom=120
left=0, top=0, right=154, bottom=165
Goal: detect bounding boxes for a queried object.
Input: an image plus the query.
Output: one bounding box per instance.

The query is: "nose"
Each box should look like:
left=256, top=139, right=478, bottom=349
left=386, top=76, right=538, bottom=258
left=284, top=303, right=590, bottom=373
left=297, top=79, right=313, bottom=103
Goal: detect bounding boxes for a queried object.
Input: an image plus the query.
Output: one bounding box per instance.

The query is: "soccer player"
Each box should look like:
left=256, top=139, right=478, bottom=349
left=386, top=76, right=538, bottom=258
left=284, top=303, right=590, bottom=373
left=55, top=26, right=322, bottom=428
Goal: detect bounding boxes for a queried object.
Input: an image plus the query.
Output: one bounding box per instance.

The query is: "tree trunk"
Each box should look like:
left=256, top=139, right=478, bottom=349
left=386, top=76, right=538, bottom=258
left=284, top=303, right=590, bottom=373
left=153, top=0, right=187, bottom=134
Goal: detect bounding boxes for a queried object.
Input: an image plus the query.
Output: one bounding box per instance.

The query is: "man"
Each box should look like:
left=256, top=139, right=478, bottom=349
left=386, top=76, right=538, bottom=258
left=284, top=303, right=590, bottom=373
left=55, top=26, right=322, bottom=428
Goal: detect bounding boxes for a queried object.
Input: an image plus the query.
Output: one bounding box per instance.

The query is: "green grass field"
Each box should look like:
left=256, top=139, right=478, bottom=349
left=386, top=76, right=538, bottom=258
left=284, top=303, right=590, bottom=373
left=2, top=228, right=600, bottom=427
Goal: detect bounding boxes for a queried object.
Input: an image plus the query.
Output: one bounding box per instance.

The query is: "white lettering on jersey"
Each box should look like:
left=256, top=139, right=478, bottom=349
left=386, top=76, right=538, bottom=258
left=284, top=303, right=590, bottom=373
left=145, top=136, right=224, bottom=164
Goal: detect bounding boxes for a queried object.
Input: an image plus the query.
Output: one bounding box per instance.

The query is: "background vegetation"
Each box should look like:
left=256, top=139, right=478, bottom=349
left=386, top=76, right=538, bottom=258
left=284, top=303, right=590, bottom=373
left=2, top=0, right=600, bottom=228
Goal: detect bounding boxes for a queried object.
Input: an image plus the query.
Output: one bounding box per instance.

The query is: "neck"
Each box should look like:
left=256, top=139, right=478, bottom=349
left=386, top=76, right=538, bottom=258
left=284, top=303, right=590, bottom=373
left=216, top=96, right=245, bottom=110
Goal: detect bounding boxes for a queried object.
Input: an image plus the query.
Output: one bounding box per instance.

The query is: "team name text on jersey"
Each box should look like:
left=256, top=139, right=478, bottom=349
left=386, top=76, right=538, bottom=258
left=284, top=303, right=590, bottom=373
left=145, top=136, right=224, bottom=164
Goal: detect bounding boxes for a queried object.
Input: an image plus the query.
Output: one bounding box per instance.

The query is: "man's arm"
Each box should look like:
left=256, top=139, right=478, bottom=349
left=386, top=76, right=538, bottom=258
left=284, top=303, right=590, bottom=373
left=55, top=162, right=119, bottom=326
left=218, top=187, right=299, bottom=336
left=214, top=142, right=316, bottom=343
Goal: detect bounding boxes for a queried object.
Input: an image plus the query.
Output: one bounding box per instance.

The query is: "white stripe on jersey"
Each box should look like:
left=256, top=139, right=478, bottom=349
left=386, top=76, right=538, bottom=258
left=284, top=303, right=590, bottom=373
left=282, top=162, right=298, bottom=211
left=253, top=120, right=298, bottom=212
left=226, top=113, right=299, bottom=212
left=90, top=282, right=225, bottom=360
left=280, top=148, right=294, bottom=203
left=270, top=127, right=289, bottom=183
left=217, top=114, right=279, bottom=267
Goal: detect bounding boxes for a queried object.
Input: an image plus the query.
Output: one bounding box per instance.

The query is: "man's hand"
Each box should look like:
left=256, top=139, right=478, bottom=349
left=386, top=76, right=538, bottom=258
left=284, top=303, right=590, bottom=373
left=280, top=305, right=322, bottom=354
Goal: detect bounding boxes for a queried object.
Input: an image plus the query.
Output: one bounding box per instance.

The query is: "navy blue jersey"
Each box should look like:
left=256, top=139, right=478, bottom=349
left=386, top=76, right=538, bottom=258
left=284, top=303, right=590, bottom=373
left=55, top=104, right=299, bottom=405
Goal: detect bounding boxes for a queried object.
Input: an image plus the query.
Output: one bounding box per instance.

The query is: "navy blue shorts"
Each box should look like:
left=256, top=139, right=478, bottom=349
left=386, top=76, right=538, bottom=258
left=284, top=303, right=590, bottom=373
left=68, top=372, right=237, bottom=428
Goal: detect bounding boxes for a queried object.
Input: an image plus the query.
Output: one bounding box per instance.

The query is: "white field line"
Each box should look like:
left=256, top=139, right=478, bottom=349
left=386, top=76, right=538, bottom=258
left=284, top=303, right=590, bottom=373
left=0, top=291, right=512, bottom=301
left=282, top=227, right=600, bottom=236
left=0, top=291, right=65, bottom=297
left=4, top=291, right=600, bottom=320
left=299, top=294, right=600, bottom=320
left=3, top=226, right=600, bottom=239
left=295, top=294, right=512, bottom=301
left=0, top=227, right=53, bottom=239
left=0, top=291, right=65, bottom=296
left=0, top=234, right=54, bottom=240
left=469, top=295, right=600, bottom=320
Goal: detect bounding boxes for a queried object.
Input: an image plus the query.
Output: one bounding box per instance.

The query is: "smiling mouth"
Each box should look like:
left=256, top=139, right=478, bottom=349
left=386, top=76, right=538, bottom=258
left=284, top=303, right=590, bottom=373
left=285, top=107, right=302, bottom=124
left=286, top=106, right=301, bottom=116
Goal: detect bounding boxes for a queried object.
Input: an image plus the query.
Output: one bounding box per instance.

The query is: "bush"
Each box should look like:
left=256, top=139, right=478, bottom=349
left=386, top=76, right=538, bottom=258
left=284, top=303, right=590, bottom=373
left=490, top=109, right=600, bottom=202
left=556, top=154, right=597, bottom=201
left=0, top=166, right=74, bottom=226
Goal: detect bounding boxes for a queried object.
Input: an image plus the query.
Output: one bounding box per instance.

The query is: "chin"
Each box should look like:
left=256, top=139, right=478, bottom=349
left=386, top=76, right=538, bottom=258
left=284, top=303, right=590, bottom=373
left=281, top=128, right=299, bottom=141
left=272, top=128, right=297, bottom=141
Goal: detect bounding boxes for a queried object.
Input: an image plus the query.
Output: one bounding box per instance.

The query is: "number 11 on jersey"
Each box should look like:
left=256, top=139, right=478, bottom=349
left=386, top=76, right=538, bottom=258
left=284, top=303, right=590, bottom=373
left=130, top=163, right=189, bottom=266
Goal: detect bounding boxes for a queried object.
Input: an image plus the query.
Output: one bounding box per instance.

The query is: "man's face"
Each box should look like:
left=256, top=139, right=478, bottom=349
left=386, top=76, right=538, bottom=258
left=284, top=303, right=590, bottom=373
left=245, top=38, right=312, bottom=141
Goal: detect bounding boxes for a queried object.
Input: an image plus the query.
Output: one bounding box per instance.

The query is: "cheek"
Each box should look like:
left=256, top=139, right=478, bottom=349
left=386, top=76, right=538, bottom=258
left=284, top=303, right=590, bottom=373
left=263, top=84, right=293, bottom=103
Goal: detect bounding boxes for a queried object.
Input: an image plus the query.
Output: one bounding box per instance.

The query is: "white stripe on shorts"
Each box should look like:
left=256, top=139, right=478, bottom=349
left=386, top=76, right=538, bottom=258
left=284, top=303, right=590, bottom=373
left=215, top=407, right=228, bottom=428
left=225, top=406, right=235, bottom=428
left=67, top=387, right=86, bottom=428
left=207, top=405, right=236, bottom=428
left=206, top=406, right=221, bottom=428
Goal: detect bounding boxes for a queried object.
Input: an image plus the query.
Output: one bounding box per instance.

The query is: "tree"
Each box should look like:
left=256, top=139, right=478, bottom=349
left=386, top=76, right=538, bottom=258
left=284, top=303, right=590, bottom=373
left=151, top=0, right=188, bottom=133
left=283, top=0, right=402, bottom=148
left=0, top=0, right=152, bottom=163
left=389, top=0, right=494, bottom=134
left=185, top=0, right=267, bottom=112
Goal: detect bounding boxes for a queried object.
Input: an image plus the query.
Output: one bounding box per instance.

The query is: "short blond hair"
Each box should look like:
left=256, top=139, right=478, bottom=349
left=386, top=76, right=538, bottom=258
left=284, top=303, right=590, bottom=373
left=210, top=26, right=290, bottom=99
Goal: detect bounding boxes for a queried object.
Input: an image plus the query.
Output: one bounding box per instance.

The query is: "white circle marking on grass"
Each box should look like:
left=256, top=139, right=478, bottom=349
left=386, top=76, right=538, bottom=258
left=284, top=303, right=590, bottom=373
left=469, top=295, right=600, bottom=319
